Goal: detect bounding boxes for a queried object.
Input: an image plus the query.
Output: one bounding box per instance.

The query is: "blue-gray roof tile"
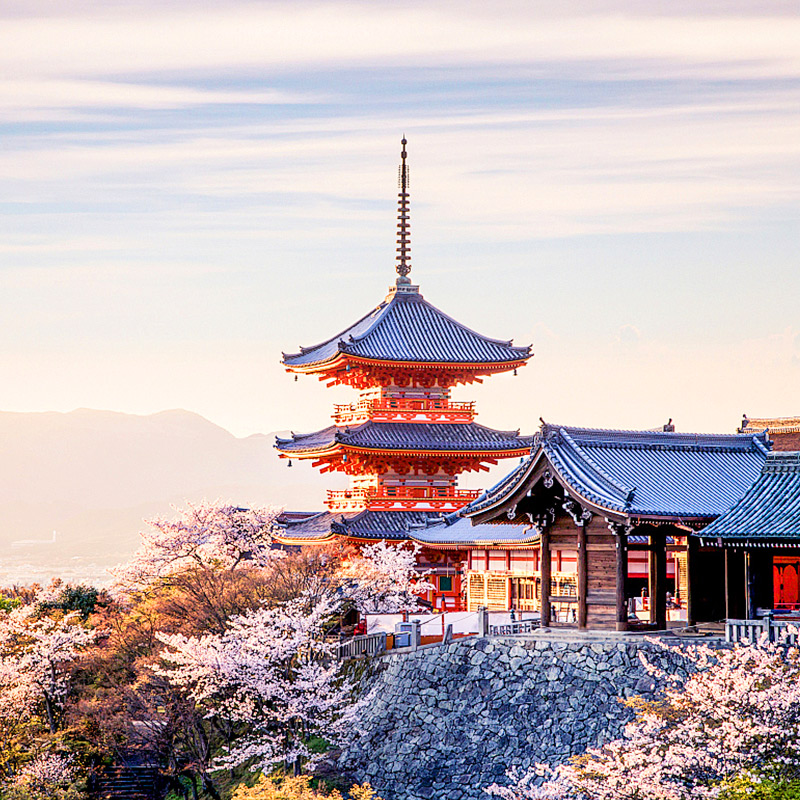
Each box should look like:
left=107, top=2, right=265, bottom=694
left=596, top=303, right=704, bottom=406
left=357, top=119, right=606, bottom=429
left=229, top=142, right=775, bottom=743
left=463, top=423, right=771, bottom=520
left=282, top=288, right=531, bottom=368
left=275, top=508, right=536, bottom=546
left=276, top=421, right=533, bottom=454
left=698, top=452, right=800, bottom=541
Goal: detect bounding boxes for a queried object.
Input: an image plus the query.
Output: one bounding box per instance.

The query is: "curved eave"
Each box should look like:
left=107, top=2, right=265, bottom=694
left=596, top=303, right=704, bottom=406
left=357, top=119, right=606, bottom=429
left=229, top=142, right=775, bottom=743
left=342, top=444, right=532, bottom=458
left=463, top=453, right=544, bottom=519
left=338, top=532, right=410, bottom=543
left=276, top=443, right=532, bottom=461
left=466, top=446, right=722, bottom=526
left=410, top=534, right=540, bottom=549
left=283, top=351, right=531, bottom=375
left=273, top=531, right=339, bottom=546
left=698, top=537, right=800, bottom=547
left=275, top=442, right=342, bottom=459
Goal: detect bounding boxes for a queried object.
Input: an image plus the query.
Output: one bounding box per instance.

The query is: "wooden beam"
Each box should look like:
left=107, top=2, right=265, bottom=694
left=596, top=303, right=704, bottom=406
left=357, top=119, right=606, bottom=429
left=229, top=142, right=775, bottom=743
left=540, top=529, right=551, bottom=627
left=653, top=532, right=668, bottom=631
left=615, top=531, right=628, bottom=631
left=745, top=550, right=755, bottom=620
left=577, top=522, right=588, bottom=628
left=686, top=534, right=698, bottom=627
left=628, top=543, right=688, bottom=552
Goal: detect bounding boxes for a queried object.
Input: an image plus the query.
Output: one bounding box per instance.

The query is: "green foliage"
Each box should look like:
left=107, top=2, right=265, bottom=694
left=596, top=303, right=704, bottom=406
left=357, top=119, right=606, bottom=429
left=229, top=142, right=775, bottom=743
left=0, top=596, right=20, bottom=613
left=0, top=786, right=86, bottom=800
left=41, top=586, right=102, bottom=621
left=717, top=773, right=800, bottom=800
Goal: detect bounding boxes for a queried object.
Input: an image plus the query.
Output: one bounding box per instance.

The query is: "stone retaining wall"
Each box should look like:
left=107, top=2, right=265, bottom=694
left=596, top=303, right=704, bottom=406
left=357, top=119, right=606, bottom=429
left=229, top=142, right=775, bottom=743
left=338, top=634, right=703, bottom=800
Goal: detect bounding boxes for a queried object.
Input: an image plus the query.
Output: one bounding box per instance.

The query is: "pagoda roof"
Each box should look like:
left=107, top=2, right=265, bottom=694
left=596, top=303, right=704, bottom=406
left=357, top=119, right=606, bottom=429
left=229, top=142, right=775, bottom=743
left=282, top=287, right=531, bottom=370
left=275, top=420, right=533, bottom=456
left=274, top=508, right=534, bottom=548
left=698, top=452, right=800, bottom=543
left=463, top=422, right=771, bottom=522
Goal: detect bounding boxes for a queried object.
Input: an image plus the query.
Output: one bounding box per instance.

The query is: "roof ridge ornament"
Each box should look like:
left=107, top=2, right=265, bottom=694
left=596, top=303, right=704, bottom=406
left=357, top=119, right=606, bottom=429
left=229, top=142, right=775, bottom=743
left=395, top=136, right=412, bottom=286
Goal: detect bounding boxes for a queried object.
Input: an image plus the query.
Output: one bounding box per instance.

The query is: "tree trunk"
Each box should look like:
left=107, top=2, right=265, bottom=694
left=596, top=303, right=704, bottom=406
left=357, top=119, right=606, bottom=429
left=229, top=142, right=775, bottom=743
left=201, top=772, right=222, bottom=800
left=43, top=691, right=57, bottom=735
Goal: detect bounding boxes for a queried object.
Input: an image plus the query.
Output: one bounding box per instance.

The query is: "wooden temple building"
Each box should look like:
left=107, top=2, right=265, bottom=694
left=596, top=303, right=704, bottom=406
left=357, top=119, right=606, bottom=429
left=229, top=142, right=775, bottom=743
left=273, top=137, right=800, bottom=630
left=697, top=451, right=800, bottom=617
left=452, top=424, right=770, bottom=629
left=274, top=139, right=534, bottom=609
left=740, top=415, right=800, bottom=451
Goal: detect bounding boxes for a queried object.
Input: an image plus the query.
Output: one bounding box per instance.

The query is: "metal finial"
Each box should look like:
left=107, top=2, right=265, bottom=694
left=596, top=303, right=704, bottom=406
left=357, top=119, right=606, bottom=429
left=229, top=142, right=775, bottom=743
left=396, top=136, right=411, bottom=284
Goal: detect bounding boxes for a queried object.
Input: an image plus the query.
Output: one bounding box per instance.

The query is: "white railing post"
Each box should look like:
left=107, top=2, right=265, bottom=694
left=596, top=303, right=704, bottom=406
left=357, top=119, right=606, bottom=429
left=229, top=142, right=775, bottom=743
left=477, top=606, right=488, bottom=637
left=763, top=610, right=774, bottom=643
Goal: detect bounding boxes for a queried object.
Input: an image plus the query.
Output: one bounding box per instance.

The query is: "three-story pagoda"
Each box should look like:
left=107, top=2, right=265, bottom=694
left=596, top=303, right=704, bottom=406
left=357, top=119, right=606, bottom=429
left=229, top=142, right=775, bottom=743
left=274, top=139, right=533, bottom=609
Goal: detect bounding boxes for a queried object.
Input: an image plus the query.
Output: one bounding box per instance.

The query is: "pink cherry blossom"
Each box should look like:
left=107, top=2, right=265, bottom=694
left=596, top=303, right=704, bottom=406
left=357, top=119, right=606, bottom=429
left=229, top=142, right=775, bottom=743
left=486, top=631, right=800, bottom=800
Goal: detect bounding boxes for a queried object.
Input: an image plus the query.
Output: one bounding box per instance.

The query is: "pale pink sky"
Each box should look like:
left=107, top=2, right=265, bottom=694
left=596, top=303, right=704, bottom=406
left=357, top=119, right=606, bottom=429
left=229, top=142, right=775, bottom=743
left=1, top=1, right=798, bottom=440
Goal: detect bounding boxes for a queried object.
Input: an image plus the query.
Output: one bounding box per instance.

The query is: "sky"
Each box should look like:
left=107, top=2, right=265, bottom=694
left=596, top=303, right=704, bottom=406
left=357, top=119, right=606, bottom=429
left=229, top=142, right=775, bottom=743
left=2, top=0, right=799, bottom=442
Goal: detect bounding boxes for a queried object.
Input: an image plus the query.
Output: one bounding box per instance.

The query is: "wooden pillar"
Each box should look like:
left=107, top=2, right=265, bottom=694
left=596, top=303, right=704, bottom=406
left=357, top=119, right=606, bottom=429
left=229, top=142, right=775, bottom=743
left=686, top=534, right=698, bottom=627
left=577, top=522, right=588, bottom=628
left=724, top=546, right=732, bottom=620
left=648, top=546, right=657, bottom=622
left=745, top=550, right=755, bottom=620
left=615, top=530, right=628, bottom=631
left=540, top=528, right=551, bottom=627
left=653, top=532, right=668, bottom=630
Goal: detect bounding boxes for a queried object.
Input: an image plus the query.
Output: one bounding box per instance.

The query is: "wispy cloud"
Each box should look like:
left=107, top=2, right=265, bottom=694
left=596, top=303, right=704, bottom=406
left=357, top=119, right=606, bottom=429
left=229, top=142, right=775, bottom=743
left=4, top=4, right=800, bottom=80
left=1, top=1, right=799, bottom=435
left=0, top=80, right=329, bottom=119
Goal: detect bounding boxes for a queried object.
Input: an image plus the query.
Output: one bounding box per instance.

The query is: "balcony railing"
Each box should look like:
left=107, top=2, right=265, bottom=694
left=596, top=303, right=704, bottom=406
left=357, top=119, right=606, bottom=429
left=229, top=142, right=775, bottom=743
left=326, top=486, right=481, bottom=511
left=333, top=398, right=476, bottom=424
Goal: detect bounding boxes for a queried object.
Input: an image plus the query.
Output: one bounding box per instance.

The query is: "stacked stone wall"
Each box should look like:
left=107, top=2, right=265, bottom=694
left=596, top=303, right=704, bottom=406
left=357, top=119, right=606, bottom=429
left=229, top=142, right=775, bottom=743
left=338, top=635, right=702, bottom=800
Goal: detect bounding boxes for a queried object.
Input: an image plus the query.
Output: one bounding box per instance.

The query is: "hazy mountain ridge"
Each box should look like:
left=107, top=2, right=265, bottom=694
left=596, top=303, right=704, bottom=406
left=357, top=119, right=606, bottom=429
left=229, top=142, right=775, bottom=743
left=0, top=409, right=336, bottom=585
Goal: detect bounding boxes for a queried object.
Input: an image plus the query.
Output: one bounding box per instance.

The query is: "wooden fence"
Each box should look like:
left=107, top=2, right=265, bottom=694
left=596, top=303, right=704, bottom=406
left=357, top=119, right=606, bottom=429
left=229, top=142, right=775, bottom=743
left=489, top=619, right=538, bottom=636
left=335, top=632, right=388, bottom=661
left=726, top=615, right=800, bottom=645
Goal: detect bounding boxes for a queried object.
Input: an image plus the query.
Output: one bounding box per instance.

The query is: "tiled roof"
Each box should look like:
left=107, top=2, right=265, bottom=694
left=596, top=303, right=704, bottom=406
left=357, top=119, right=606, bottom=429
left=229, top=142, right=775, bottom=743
left=740, top=416, right=800, bottom=435
left=282, top=288, right=531, bottom=368
left=463, top=458, right=536, bottom=515
left=275, top=421, right=533, bottom=454
left=410, top=513, right=539, bottom=547
left=273, top=511, right=344, bottom=542
left=275, top=509, right=447, bottom=543
left=463, top=423, right=771, bottom=520
left=698, top=452, right=800, bottom=541
left=275, top=508, right=536, bottom=547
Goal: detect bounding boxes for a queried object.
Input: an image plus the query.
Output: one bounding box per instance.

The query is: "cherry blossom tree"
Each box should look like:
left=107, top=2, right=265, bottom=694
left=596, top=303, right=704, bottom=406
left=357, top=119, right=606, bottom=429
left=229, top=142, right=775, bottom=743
left=8, top=753, right=78, bottom=800
left=112, top=501, right=283, bottom=634
left=0, top=599, right=96, bottom=736
left=485, top=634, right=800, bottom=800
left=336, top=541, right=434, bottom=614
left=155, top=590, right=349, bottom=782
left=113, top=500, right=282, bottom=587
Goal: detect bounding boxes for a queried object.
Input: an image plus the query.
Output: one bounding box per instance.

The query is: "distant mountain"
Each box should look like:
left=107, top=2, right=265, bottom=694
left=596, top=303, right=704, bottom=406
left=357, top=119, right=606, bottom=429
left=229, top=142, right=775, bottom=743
left=0, top=409, right=341, bottom=586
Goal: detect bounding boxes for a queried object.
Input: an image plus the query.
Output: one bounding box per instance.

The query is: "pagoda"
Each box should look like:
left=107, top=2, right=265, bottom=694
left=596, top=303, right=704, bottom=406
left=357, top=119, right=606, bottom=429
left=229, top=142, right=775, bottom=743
left=274, top=138, right=533, bottom=610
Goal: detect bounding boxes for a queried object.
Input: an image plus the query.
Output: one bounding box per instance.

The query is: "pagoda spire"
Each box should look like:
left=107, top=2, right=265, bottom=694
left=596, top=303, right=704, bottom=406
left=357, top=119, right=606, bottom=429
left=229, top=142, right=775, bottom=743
left=395, top=136, right=411, bottom=285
